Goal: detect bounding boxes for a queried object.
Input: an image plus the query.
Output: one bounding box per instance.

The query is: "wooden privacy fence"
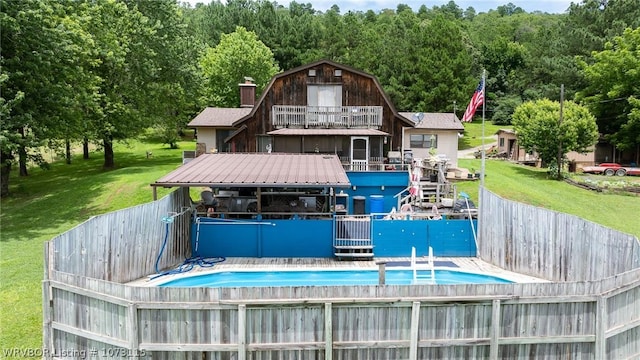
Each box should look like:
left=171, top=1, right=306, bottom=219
left=48, top=188, right=192, bottom=283
left=43, top=188, right=640, bottom=359
left=44, top=269, right=640, bottom=360
left=477, top=188, right=640, bottom=281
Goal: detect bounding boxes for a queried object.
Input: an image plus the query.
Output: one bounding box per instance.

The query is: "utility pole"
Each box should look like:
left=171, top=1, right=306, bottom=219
left=557, top=84, right=564, bottom=179
left=453, top=100, right=456, bottom=119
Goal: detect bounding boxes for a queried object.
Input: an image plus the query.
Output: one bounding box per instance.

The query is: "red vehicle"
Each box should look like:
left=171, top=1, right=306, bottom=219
left=581, top=163, right=640, bottom=176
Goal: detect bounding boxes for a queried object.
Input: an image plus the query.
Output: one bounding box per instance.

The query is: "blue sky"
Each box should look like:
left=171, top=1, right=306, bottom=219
left=184, top=0, right=577, bottom=14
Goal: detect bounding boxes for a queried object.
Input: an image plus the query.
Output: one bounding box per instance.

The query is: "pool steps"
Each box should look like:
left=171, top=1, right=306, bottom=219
left=411, top=246, right=436, bottom=284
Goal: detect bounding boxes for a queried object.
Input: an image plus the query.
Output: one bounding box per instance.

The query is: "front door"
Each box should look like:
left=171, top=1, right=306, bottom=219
left=508, top=139, right=516, bottom=160
left=351, top=137, right=368, bottom=171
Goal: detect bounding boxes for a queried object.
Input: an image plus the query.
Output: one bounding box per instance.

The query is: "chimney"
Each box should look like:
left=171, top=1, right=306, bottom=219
left=239, top=76, right=256, bottom=108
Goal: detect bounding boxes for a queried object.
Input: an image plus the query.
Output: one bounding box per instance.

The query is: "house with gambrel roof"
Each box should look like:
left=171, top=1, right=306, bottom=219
left=188, top=59, right=465, bottom=169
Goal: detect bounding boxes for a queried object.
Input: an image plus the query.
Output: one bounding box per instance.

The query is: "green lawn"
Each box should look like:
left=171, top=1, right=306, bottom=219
left=458, top=119, right=510, bottom=149
left=1, top=139, right=639, bottom=355
left=458, top=159, right=640, bottom=237
left=0, top=136, right=195, bottom=355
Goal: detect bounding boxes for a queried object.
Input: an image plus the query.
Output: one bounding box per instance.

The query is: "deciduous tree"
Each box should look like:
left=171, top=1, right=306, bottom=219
left=200, top=26, right=279, bottom=107
left=0, top=0, right=97, bottom=196
left=512, top=99, right=598, bottom=178
left=578, top=27, right=640, bottom=153
left=84, top=0, right=197, bottom=167
left=134, top=0, right=205, bottom=148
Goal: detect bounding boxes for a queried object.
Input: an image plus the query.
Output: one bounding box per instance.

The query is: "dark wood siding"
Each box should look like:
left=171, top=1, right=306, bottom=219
left=237, top=62, right=403, bottom=153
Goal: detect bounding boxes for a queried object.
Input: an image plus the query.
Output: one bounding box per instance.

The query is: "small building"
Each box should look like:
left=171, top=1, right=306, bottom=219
left=400, top=112, right=464, bottom=168
left=151, top=152, right=351, bottom=218
left=496, top=129, right=639, bottom=170
left=566, top=147, right=596, bottom=171
left=582, top=136, right=639, bottom=167
left=188, top=107, right=251, bottom=154
left=496, top=129, right=539, bottom=165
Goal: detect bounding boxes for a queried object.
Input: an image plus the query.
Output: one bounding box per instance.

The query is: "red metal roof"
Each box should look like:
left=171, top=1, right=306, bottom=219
left=152, top=153, right=351, bottom=188
left=267, top=128, right=389, bottom=136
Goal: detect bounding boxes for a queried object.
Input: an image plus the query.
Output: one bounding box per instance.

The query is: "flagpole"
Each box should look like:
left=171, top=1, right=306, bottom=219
left=480, top=69, right=486, bottom=187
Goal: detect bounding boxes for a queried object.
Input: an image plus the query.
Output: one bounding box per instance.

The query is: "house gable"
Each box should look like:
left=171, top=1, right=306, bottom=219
left=228, top=59, right=413, bottom=152
left=187, top=60, right=465, bottom=170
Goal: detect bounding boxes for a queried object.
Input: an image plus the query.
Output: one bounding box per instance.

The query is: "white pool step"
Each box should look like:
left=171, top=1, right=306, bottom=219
left=411, top=246, right=435, bottom=284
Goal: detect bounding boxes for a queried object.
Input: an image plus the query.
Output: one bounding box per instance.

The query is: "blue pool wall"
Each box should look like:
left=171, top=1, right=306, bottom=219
left=343, top=171, right=408, bottom=214
left=193, top=218, right=334, bottom=258
left=191, top=217, right=477, bottom=258
left=372, top=219, right=477, bottom=257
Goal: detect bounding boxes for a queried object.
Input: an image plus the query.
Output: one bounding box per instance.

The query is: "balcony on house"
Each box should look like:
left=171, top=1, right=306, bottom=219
left=339, top=156, right=387, bottom=171
left=272, top=105, right=383, bottom=129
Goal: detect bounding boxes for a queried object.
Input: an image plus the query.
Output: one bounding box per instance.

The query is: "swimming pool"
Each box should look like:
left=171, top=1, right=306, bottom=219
left=159, top=269, right=513, bottom=287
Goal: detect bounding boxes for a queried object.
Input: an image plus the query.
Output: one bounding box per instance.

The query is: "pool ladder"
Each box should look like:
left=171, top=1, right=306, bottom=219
left=411, top=246, right=435, bottom=284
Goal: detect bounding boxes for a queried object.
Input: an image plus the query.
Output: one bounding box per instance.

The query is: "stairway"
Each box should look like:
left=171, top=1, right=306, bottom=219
left=397, top=160, right=457, bottom=211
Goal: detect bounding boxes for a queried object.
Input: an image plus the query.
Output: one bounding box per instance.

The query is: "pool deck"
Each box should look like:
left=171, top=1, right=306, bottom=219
left=129, top=257, right=549, bottom=287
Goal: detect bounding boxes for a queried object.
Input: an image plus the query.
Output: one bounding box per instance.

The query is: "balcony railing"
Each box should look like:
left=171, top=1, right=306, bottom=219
left=337, top=156, right=408, bottom=171
left=272, top=105, right=383, bottom=128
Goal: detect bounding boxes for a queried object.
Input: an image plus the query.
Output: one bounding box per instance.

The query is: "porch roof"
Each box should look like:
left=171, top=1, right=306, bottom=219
left=267, top=128, right=389, bottom=136
left=151, top=153, right=351, bottom=188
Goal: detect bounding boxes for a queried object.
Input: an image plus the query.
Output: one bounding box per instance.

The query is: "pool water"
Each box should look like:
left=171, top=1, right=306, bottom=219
left=159, top=269, right=513, bottom=287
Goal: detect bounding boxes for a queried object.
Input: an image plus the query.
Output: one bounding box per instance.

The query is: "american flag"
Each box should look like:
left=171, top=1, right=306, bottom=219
left=461, top=78, right=485, bottom=122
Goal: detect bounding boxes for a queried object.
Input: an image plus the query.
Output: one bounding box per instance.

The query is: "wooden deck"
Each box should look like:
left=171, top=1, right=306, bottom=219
left=130, top=256, right=548, bottom=287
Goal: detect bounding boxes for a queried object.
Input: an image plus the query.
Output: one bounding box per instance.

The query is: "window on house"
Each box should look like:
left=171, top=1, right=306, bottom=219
left=307, top=85, right=342, bottom=107
left=216, top=130, right=232, bottom=152
left=257, top=136, right=273, bottom=153
left=499, top=138, right=504, bottom=147
left=369, top=137, right=382, bottom=161
left=410, top=134, right=437, bottom=148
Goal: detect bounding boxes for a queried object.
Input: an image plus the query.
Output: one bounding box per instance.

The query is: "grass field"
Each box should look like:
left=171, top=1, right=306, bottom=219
left=0, top=135, right=195, bottom=355
left=1, top=136, right=639, bottom=355
left=458, top=119, right=509, bottom=149
left=458, top=159, right=640, bottom=237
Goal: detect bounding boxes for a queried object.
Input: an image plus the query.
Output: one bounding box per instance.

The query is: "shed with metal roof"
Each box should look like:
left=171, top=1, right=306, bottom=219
left=153, top=152, right=349, bottom=188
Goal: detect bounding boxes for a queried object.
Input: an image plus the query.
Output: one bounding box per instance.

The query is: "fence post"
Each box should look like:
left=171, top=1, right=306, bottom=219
left=42, top=241, right=54, bottom=360
left=490, top=299, right=501, bottom=360
left=409, top=301, right=420, bottom=360
left=377, top=262, right=386, bottom=285
left=127, top=303, right=140, bottom=356
left=238, top=304, right=246, bottom=360
left=325, top=303, right=333, bottom=360
left=595, top=296, right=607, bottom=359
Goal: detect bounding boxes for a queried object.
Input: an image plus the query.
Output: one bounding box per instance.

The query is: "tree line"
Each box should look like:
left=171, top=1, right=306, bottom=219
left=2, top=0, right=639, bottom=196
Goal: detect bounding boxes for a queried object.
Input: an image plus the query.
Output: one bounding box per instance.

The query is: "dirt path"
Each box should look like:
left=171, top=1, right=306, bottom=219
left=458, top=136, right=498, bottom=159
